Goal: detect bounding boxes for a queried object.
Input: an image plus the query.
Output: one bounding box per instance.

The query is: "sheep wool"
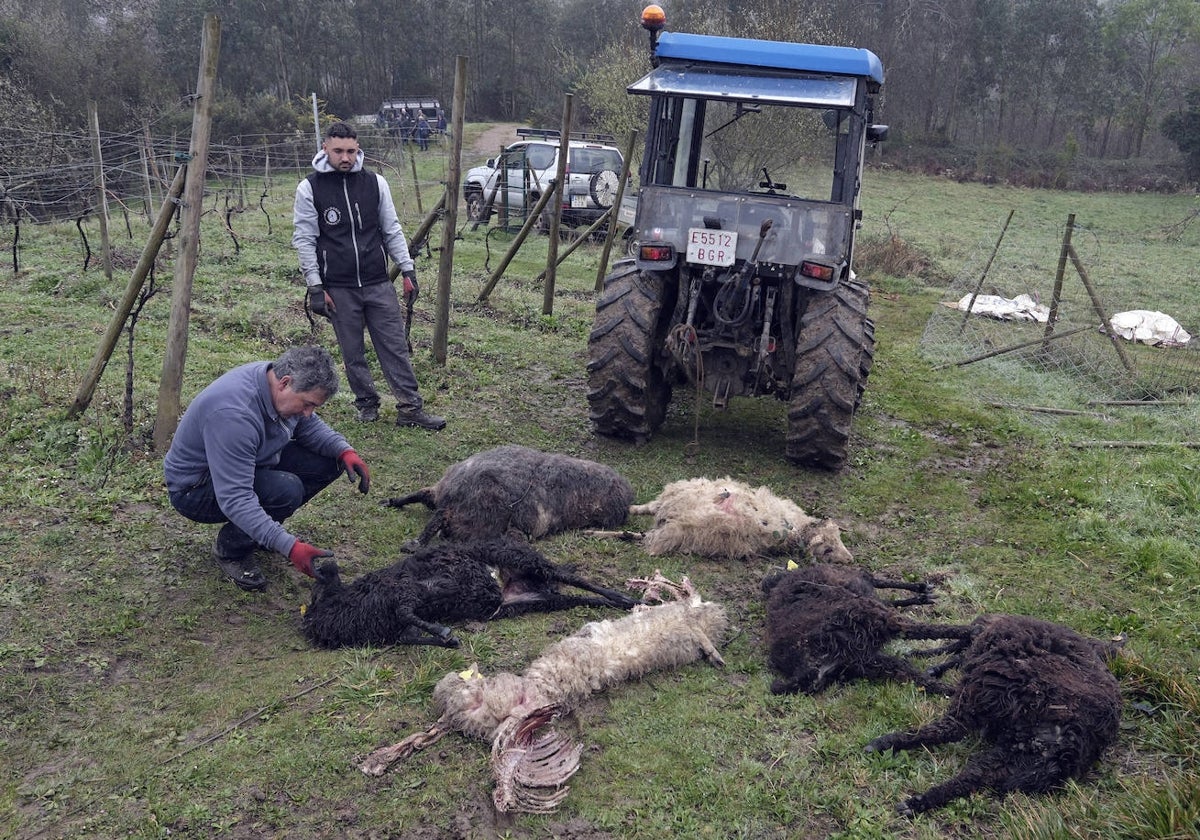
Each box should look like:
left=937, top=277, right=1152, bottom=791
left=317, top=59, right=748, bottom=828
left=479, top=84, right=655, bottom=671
left=628, top=476, right=853, bottom=562
left=385, top=445, right=634, bottom=544
left=360, top=573, right=728, bottom=814
left=866, top=614, right=1124, bottom=814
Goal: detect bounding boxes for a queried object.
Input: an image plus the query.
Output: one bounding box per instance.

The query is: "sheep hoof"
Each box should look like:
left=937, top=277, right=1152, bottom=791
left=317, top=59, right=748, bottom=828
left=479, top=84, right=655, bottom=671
left=895, top=800, right=917, bottom=818
left=863, top=736, right=892, bottom=753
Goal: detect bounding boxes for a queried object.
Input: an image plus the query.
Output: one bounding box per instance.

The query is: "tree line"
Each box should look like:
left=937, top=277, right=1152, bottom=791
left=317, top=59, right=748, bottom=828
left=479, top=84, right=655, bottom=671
left=2, top=0, right=1198, bottom=182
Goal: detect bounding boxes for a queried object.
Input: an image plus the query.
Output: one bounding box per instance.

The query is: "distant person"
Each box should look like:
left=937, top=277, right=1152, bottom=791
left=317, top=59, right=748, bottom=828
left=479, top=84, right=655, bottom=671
left=164, top=346, right=371, bottom=592
left=436, top=108, right=447, bottom=136
left=416, top=115, right=431, bottom=151
left=292, top=120, right=445, bottom=431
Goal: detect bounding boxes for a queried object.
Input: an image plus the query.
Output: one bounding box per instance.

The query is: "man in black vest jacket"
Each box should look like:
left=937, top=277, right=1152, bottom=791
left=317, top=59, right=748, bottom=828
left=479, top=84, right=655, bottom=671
left=292, top=121, right=445, bottom=430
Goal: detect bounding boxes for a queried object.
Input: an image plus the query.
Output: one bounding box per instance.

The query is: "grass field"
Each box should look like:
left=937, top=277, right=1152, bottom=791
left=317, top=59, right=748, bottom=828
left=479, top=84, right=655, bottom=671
left=1, top=125, right=1198, bottom=839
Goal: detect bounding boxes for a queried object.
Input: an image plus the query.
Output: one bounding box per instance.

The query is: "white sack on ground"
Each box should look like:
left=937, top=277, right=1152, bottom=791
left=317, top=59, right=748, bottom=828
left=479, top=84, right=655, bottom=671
left=953, top=293, right=1050, bottom=323
left=1108, top=310, right=1192, bottom=347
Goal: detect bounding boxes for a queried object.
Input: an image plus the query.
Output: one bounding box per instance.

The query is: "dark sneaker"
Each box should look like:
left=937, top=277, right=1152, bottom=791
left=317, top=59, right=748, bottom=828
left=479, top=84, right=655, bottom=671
left=357, top=405, right=380, bottom=422
left=396, top=408, right=446, bottom=431
left=212, top=549, right=267, bottom=592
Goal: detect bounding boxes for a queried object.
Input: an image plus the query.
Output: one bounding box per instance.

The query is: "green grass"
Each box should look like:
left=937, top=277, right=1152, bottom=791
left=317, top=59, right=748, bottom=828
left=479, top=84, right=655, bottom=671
left=1, top=127, right=1199, bottom=838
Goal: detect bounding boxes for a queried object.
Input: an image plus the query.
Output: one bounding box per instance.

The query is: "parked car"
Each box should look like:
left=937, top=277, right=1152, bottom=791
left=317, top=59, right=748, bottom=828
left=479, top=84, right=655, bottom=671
left=463, top=128, right=625, bottom=231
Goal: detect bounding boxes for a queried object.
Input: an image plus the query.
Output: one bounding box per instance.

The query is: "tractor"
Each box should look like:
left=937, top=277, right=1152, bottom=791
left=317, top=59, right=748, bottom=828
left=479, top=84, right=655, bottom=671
left=586, top=6, right=887, bottom=469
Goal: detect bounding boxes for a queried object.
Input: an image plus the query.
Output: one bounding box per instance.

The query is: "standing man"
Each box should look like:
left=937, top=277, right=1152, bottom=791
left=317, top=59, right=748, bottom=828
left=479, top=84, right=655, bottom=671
left=164, top=346, right=371, bottom=592
left=293, top=120, right=445, bottom=430
left=416, top=115, right=431, bottom=151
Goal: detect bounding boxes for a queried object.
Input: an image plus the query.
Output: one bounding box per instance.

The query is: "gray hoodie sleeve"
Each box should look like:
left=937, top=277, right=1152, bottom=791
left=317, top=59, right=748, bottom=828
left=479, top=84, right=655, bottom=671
left=292, top=178, right=322, bottom=287
left=377, top=173, right=414, bottom=273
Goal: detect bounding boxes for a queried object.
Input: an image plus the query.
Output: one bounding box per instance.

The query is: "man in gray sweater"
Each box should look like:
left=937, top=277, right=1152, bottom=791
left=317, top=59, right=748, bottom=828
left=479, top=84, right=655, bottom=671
left=164, top=346, right=371, bottom=591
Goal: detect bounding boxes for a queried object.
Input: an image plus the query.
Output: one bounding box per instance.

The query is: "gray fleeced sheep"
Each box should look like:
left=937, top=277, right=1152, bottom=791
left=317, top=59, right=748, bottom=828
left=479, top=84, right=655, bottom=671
left=386, top=445, right=634, bottom=544
left=358, top=573, right=728, bottom=813
left=865, top=613, right=1124, bottom=815
left=590, top=476, right=852, bottom=562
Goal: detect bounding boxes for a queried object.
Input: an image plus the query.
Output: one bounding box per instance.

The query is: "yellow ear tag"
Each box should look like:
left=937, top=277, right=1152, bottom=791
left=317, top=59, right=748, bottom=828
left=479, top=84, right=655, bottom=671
left=299, top=604, right=307, bottom=615
left=459, top=664, right=483, bottom=681
left=786, top=560, right=799, bottom=571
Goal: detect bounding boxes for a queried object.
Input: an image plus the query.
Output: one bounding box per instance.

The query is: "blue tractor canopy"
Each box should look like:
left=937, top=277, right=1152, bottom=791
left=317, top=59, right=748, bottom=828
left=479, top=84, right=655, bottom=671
left=624, top=18, right=888, bottom=286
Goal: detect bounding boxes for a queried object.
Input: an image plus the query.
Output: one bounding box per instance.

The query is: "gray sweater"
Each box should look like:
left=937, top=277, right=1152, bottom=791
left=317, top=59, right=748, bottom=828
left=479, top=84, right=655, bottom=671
left=163, top=361, right=350, bottom=555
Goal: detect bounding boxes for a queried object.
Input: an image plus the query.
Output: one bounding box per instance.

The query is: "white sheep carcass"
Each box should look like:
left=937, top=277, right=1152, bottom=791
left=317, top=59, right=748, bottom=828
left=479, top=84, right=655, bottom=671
left=358, top=572, right=728, bottom=813
left=590, top=476, right=852, bottom=562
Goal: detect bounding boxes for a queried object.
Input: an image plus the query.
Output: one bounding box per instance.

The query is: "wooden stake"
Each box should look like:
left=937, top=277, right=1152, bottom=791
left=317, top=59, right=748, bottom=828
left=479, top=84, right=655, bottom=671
left=152, top=14, right=220, bottom=452
left=543, top=94, right=573, bottom=316
left=69, top=165, right=186, bottom=418
left=432, top=55, right=468, bottom=365
left=88, top=102, right=114, bottom=285
left=957, top=208, right=1014, bottom=334
left=596, top=129, right=638, bottom=291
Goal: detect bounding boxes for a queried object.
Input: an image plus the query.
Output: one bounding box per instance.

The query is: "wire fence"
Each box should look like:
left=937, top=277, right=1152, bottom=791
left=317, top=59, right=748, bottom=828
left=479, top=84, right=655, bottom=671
left=920, top=215, right=1200, bottom=444
left=0, top=123, right=454, bottom=230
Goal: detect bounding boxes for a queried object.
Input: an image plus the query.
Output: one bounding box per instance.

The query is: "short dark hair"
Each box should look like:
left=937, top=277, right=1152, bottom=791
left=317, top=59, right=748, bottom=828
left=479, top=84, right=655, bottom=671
left=325, top=120, right=357, bottom=140
left=273, top=346, right=340, bottom=397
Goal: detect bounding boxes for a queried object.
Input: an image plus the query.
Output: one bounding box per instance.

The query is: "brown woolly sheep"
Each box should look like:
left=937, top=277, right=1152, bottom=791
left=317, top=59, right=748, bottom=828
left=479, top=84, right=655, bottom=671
left=359, top=573, right=728, bottom=813
left=865, top=614, right=1124, bottom=815
left=386, top=445, right=634, bottom=544
left=590, top=476, right=852, bottom=562
left=762, top=563, right=968, bottom=695
left=302, top=539, right=637, bottom=649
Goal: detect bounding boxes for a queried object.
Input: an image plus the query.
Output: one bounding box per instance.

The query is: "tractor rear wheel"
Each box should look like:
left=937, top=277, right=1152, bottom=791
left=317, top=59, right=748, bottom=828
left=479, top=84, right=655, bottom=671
left=587, top=265, right=674, bottom=441
left=786, top=277, right=874, bottom=469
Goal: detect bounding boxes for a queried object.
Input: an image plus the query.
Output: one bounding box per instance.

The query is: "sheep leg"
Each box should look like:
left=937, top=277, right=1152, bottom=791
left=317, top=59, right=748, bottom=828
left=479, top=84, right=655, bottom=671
left=549, top=571, right=640, bottom=609
left=859, top=653, right=955, bottom=696
left=895, top=746, right=1011, bottom=816
left=582, top=528, right=645, bottom=542
left=895, top=620, right=975, bottom=643
left=383, top=488, right=437, bottom=510
left=695, top=631, right=726, bottom=667
left=493, top=592, right=635, bottom=618
left=869, top=576, right=936, bottom=607
left=864, top=715, right=967, bottom=756
left=395, top=612, right=460, bottom=648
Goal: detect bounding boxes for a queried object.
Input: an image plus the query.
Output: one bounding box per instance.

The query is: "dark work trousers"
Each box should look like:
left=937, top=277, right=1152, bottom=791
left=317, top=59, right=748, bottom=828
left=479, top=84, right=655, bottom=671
left=168, top=441, right=343, bottom=556
left=326, top=281, right=424, bottom=414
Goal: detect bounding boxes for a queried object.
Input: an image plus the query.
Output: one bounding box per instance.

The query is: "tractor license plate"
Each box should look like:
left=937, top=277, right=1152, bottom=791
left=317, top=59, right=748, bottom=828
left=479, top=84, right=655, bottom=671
left=570, top=194, right=590, bottom=208
left=686, top=228, right=737, bottom=266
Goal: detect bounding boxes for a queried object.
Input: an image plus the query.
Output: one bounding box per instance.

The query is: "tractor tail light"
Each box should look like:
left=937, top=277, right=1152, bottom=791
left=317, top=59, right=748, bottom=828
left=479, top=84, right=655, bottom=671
left=639, top=243, right=674, bottom=262
left=799, top=260, right=835, bottom=283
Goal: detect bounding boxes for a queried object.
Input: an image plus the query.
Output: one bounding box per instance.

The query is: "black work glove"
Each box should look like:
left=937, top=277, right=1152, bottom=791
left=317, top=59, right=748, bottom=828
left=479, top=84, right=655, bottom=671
left=401, top=270, right=418, bottom=302
left=308, top=284, right=333, bottom=318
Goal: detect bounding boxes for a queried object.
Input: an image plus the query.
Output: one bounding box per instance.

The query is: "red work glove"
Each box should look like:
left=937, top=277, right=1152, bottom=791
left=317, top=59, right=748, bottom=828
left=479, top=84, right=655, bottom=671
left=401, top=269, right=418, bottom=301
left=289, top=541, right=332, bottom=577
left=339, top=449, right=371, bottom=493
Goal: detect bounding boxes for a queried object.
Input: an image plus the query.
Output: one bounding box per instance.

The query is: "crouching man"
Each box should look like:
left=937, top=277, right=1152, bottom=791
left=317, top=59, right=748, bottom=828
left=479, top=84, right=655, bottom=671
left=164, top=345, right=371, bottom=591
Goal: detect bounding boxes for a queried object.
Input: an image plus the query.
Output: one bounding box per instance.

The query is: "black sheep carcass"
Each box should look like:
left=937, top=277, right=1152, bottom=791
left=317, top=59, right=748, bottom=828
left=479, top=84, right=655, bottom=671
left=762, top=563, right=966, bottom=696
left=386, top=445, right=633, bottom=544
left=865, top=614, right=1124, bottom=815
left=302, top=539, right=637, bottom=649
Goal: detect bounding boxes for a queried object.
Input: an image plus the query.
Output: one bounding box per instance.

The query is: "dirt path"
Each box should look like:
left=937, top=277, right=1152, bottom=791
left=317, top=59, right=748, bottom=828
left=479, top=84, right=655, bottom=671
left=470, top=122, right=522, bottom=156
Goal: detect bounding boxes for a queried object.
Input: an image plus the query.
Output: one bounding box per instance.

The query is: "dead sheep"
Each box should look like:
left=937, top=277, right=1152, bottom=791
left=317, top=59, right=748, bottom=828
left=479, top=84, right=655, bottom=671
left=386, top=445, right=634, bottom=544
left=590, top=476, right=852, bottom=562
left=865, top=614, right=1124, bottom=815
left=359, top=573, right=728, bottom=813
left=762, top=563, right=968, bottom=696
left=301, top=539, right=638, bottom=649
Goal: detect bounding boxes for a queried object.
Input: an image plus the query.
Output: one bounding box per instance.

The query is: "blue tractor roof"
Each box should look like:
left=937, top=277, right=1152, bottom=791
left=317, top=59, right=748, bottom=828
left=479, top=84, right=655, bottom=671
left=654, top=32, right=884, bottom=86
